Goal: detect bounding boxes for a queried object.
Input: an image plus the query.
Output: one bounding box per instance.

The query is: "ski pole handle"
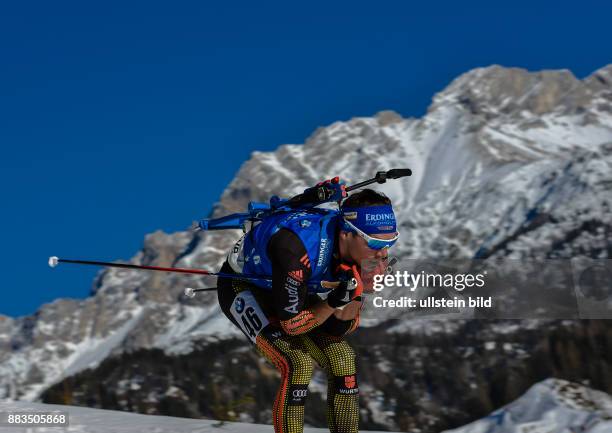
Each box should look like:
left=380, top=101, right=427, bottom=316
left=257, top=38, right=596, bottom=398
left=345, top=168, right=411, bottom=192
left=386, top=169, right=412, bottom=179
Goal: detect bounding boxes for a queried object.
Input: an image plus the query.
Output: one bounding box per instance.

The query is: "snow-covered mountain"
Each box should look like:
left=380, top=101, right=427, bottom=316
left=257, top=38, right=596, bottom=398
left=1, top=64, right=611, bottom=432
left=1, top=379, right=610, bottom=432
left=443, top=378, right=612, bottom=433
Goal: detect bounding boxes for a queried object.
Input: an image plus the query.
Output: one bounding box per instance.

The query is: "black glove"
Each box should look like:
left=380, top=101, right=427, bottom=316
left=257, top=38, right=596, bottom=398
left=327, top=264, right=363, bottom=308
left=327, top=278, right=359, bottom=308
left=287, top=177, right=347, bottom=208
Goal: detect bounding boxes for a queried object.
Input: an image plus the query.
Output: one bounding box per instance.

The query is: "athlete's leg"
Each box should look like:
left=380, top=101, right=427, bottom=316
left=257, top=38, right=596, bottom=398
left=256, top=329, right=314, bottom=433
left=302, top=330, right=359, bottom=433
left=217, top=262, right=315, bottom=433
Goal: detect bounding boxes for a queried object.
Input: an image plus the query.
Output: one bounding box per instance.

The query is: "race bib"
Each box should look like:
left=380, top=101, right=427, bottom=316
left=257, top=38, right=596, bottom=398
left=230, top=290, right=269, bottom=344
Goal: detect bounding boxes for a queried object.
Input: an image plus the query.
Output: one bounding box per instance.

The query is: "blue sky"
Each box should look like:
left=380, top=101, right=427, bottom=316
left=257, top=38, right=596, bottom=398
left=1, top=1, right=610, bottom=317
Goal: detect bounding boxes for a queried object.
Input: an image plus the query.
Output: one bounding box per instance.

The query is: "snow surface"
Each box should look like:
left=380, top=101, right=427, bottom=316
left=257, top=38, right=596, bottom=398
left=0, top=379, right=609, bottom=433
left=0, top=401, right=389, bottom=433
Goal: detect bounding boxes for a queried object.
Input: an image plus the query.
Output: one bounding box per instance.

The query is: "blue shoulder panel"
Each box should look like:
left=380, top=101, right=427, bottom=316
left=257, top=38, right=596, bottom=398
left=241, top=209, right=339, bottom=293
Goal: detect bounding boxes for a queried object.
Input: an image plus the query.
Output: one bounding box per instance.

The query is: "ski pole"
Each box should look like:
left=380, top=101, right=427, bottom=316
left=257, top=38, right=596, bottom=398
left=185, top=258, right=397, bottom=297
left=49, top=256, right=398, bottom=298
left=48, top=256, right=272, bottom=284
left=183, top=287, right=217, bottom=298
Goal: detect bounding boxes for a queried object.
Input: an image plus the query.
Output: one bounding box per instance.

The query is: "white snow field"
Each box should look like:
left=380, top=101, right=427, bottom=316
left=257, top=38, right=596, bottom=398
left=0, top=379, right=610, bottom=433
left=0, top=401, right=376, bottom=433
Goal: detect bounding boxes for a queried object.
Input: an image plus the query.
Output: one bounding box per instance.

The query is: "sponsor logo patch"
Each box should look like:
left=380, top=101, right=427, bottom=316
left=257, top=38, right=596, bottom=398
left=335, top=374, right=359, bottom=395
left=365, top=213, right=395, bottom=222
left=345, top=375, right=356, bottom=389
left=317, top=238, right=329, bottom=267
left=234, top=297, right=245, bottom=314
left=288, top=385, right=309, bottom=405
left=288, top=269, right=304, bottom=282
left=284, top=278, right=300, bottom=314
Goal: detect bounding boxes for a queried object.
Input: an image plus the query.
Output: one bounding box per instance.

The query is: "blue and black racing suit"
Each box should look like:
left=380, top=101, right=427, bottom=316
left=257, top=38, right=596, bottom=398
left=217, top=209, right=361, bottom=433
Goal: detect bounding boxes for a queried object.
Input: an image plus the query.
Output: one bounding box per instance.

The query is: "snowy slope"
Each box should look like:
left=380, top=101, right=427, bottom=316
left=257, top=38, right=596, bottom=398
left=441, top=379, right=612, bottom=433
left=0, top=379, right=609, bottom=433
left=0, top=400, right=390, bottom=433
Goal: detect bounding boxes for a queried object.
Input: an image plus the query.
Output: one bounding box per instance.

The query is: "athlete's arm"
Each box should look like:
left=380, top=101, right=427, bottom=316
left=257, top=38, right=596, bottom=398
left=333, top=299, right=361, bottom=320
left=320, top=299, right=362, bottom=336
left=268, top=229, right=336, bottom=336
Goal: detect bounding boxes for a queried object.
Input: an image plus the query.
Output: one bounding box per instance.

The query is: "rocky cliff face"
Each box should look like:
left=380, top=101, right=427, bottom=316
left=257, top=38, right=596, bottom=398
left=1, top=64, right=611, bottom=432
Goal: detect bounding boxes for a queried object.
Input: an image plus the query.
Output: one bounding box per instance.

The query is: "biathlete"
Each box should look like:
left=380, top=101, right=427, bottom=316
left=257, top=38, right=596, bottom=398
left=216, top=181, right=399, bottom=433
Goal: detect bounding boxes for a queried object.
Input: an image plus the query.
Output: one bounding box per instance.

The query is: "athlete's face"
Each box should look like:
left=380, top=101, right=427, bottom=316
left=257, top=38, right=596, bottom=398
left=338, top=230, right=393, bottom=265
left=338, top=230, right=393, bottom=293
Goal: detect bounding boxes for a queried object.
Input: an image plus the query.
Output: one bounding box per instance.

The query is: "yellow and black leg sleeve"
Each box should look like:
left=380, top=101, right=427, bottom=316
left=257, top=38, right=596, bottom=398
left=303, top=331, right=359, bottom=433
left=255, top=329, right=315, bottom=433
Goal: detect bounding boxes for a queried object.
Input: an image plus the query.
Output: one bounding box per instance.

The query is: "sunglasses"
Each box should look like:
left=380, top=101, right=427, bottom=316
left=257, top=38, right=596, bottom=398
left=342, top=218, right=399, bottom=250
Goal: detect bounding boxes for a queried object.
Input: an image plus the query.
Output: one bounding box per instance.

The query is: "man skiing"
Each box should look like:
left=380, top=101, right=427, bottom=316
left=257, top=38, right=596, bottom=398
left=48, top=170, right=408, bottom=432
left=217, top=182, right=399, bottom=433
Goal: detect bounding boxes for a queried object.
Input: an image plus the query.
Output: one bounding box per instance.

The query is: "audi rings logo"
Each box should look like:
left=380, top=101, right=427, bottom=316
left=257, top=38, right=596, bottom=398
left=234, top=297, right=245, bottom=314
left=292, top=389, right=308, bottom=398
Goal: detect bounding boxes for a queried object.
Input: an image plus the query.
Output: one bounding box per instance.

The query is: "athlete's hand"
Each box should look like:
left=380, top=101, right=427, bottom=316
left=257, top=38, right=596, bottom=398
left=290, top=176, right=347, bottom=208
left=316, top=176, right=347, bottom=203
left=327, top=264, right=363, bottom=309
